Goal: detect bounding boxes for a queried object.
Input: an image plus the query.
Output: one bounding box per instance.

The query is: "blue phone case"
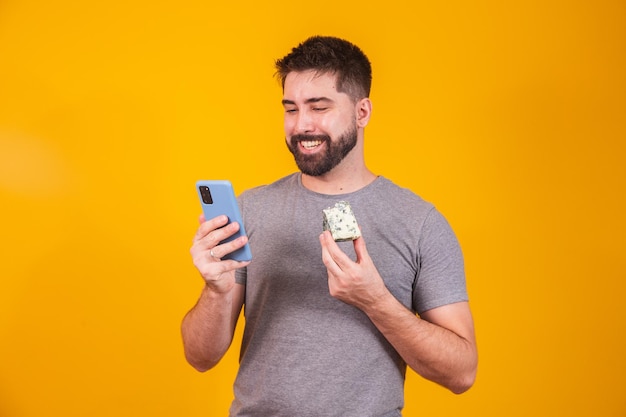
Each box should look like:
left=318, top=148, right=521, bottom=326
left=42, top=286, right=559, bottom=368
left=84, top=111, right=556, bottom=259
left=196, top=180, right=252, bottom=262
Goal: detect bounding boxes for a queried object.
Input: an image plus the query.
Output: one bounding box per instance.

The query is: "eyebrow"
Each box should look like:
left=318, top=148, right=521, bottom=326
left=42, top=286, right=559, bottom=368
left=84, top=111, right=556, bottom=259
left=281, top=97, right=334, bottom=106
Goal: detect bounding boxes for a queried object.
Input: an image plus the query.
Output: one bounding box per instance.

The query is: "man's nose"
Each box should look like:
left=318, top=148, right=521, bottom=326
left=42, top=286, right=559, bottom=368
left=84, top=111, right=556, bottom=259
left=295, top=111, right=314, bottom=133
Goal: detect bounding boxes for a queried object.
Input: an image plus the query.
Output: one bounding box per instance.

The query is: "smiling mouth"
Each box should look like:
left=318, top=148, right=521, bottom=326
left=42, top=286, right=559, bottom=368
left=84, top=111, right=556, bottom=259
left=300, top=140, right=324, bottom=150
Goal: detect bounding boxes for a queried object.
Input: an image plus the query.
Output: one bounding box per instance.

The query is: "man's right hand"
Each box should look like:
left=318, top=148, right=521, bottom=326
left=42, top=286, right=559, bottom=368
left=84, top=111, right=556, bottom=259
left=190, top=214, right=250, bottom=293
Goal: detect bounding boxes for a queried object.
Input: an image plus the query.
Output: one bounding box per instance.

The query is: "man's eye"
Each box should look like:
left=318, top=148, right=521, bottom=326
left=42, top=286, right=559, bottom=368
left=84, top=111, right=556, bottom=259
left=313, top=107, right=328, bottom=112
left=285, top=109, right=297, bottom=114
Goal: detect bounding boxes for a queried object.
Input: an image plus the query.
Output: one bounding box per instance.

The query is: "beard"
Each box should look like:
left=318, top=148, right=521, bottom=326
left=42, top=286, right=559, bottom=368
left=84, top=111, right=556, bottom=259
left=286, top=123, right=358, bottom=177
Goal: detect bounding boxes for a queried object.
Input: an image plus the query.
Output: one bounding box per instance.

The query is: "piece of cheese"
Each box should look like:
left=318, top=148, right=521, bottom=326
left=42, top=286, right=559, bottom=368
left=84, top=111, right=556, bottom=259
left=322, top=201, right=361, bottom=242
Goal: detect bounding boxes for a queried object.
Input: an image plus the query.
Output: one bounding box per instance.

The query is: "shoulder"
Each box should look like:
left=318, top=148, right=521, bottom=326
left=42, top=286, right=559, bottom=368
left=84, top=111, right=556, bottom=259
left=374, top=177, right=431, bottom=204
left=366, top=176, right=436, bottom=221
left=360, top=177, right=460, bottom=244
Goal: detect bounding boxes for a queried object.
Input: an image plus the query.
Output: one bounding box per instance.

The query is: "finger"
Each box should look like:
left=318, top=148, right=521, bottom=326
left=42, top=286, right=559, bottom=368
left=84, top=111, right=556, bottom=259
left=319, top=231, right=334, bottom=266
left=352, top=234, right=371, bottom=265
left=319, top=231, right=338, bottom=260
left=193, top=215, right=229, bottom=243
left=319, top=231, right=348, bottom=275
left=209, top=234, right=249, bottom=261
left=191, top=219, right=239, bottom=262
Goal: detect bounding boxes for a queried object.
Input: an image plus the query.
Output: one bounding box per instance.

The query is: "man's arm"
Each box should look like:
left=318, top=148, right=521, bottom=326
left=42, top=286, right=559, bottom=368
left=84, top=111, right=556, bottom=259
left=364, top=296, right=476, bottom=394
left=181, top=283, right=245, bottom=372
left=319, top=231, right=477, bottom=393
left=181, top=214, right=249, bottom=372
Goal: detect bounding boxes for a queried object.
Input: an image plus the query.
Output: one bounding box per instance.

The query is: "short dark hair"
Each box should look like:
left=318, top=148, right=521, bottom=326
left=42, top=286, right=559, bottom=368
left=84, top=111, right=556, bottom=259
left=275, top=36, right=372, bottom=101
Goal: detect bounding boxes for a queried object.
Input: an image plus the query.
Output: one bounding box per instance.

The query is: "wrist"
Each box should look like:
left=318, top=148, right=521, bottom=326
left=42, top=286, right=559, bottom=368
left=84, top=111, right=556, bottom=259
left=359, top=286, right=393, bottom=316
left=202, top=281, right=236, bottom=298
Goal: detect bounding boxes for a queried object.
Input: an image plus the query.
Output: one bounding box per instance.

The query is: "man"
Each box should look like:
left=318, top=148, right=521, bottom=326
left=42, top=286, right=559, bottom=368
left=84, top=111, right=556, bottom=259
left=182, top=36, right=477, bottom=417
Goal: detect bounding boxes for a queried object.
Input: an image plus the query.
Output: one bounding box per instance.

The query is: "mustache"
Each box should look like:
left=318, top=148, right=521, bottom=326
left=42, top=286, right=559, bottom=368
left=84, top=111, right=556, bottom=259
left=290, top=134, right=331, bottom=143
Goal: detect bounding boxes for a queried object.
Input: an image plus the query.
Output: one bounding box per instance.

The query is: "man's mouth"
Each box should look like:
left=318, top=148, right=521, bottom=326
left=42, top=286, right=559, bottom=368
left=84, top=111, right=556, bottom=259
left=300, top=140, right=324, bottom=150
left=291, top=134, right=329, bottom=153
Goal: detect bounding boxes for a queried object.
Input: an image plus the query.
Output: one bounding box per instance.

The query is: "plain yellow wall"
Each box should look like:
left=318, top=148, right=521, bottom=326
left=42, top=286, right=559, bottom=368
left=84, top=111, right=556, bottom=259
left=1, top=1, right=625, bottom=416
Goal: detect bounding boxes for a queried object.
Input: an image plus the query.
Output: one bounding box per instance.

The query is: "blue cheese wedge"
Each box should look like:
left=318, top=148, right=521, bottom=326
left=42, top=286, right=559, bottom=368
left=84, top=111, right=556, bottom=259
left=322, top=201, right=361, bottom=242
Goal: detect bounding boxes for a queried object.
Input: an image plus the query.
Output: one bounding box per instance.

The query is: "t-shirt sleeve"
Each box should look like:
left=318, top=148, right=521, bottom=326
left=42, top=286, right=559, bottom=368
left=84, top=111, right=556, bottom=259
left=413, top=208, right=468, bottom=314
left=235, top=193, right=248, bottom=285
left=235, top=267, right=247, bottom=285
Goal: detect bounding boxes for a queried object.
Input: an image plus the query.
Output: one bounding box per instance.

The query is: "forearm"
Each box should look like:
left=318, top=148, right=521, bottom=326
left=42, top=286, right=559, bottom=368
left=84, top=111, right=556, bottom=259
left=181, top=285, right=242, bottom=372
left=363, top=292, right=477, bottom=394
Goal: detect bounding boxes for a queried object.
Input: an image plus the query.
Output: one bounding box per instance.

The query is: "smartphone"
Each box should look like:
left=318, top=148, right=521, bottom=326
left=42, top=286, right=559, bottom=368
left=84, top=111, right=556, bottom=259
left=196, top=180, right=252, bottom=262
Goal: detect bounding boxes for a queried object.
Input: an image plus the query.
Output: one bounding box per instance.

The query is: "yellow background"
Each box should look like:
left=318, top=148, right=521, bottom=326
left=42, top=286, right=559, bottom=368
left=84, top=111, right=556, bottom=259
left=1, top=0, right=625, bottom=416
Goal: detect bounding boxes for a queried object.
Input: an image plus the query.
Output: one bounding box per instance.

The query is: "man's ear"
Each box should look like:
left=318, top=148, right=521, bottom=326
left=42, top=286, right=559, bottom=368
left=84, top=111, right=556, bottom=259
left=356, top=98, right=373, bottom=128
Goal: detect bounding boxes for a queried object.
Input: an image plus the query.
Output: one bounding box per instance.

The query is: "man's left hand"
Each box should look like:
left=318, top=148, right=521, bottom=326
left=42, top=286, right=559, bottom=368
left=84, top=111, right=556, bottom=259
left=319, top=230, right=389, bottom=309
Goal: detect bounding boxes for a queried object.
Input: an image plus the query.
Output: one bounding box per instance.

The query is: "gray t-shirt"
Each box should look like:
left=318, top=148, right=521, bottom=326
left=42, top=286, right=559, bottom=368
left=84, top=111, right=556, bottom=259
left=230, top=174, right=467, bottom=417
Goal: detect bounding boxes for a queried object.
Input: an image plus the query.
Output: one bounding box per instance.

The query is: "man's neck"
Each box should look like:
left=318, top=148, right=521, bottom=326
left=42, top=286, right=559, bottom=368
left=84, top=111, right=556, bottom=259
left=301, top=165, right=377, bottom=195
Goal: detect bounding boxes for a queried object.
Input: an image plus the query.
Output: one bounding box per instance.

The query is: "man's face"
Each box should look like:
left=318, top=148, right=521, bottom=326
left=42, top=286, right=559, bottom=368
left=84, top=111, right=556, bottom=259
left=282, top=71, right=358, bottom=177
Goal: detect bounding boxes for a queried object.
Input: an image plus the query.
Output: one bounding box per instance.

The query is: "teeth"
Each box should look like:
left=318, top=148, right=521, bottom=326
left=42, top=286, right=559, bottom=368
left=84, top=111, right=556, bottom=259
left=301, top=140, right=322, bottom=149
